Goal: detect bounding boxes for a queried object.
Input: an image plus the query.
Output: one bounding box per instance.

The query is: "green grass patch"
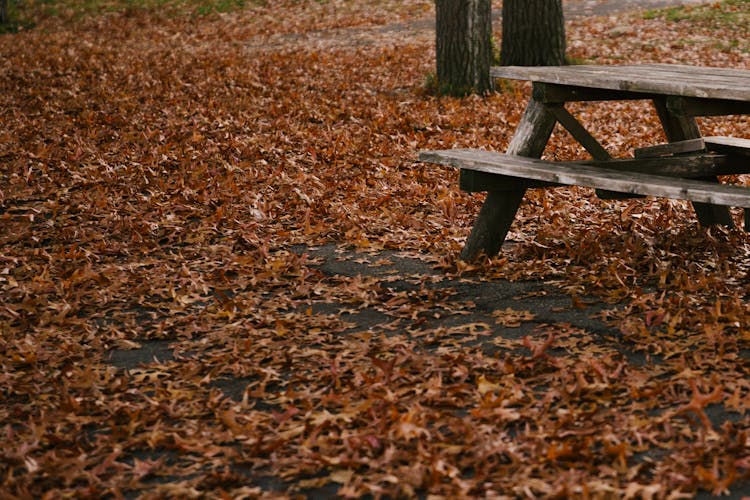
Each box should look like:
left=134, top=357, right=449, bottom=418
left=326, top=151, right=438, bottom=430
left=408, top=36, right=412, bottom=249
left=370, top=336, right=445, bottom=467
left=642, top=0, right=750, bottom=52
left=565, top=55, right=592, bottom=65
left=643, top=0, right=750, bottom=26
left=0, top=0, right=261, bottom=31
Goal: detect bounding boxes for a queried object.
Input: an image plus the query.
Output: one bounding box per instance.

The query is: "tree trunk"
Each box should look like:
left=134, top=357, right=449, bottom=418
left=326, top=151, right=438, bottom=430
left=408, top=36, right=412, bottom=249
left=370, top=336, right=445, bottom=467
left=501, top=0, right=566, bottom=66
left=435, top=0, right=493, bottom=95
left=0, top=0, right=8, bottom=25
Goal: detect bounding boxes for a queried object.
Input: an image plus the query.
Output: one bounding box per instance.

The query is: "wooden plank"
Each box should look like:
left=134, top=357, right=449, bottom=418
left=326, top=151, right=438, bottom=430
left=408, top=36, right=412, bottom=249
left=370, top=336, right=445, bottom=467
left=459, top=169, right=555, bottom=192
left=459, top=96, right=556, bottom=261
left=704, top=136, right=750, bottom=157
left=666, top=96, right=750, bottom=117
left=640, top=63, right=750, bottom=76
left=653, top=98, right=701, bottom=142
left=532, top=83, right=656, bottom=103
left=653, top=98, right=735, bottom=227
left=491, top=65, right=750, bottom=102
left=543, top=103, right=628, bottom=199
left=544, top=104, right=611, bottom=160
left=581, top=154, right=744, bottom=176
left=634, top=139, right=706, bottom=158
left=637, top=63, right=750, bottom=84
left=418, top=149, right=750, bottom=208
left=586, top=152, right=743, bottom=200
left=560, top=64, right=750, bottom=88
left=460, top=155, right=741, bottom=193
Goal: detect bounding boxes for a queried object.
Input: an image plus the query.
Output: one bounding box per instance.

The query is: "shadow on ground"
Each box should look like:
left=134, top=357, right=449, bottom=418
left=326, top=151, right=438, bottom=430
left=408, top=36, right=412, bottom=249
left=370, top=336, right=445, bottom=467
left=106, top=242, right=750, bottom=499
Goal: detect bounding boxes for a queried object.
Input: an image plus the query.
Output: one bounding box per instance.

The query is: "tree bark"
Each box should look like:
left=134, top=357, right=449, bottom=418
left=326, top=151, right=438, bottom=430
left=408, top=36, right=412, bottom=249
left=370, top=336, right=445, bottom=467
left=500, top=0, right=566, bottom=66
left=435, top=0, right=493, bottom=95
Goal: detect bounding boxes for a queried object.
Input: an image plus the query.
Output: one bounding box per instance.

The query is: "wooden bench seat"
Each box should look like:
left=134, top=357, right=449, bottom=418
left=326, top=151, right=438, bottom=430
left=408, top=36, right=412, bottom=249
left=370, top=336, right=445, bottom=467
left=704, top=136, right=750, bottom=157
left=634, top=136, right=750, bottom=158
left=419, top=148, right=750, bottom=208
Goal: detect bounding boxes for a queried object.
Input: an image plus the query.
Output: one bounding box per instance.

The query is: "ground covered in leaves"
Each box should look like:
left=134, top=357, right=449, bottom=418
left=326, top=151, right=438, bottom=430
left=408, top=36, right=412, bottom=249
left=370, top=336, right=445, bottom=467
left=1, top=0, right=750, bottom=498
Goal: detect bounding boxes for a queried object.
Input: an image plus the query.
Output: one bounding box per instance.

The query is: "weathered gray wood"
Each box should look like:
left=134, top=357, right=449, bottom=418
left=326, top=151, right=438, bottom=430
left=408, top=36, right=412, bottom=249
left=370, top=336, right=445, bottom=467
left=638, top=63, right=750, bottom=84
left=580, top=154, right=743, bottom=176
left=418, top=149, right=750, bottom=208
left=715, top=133, right=749, bottom=235
left=545, top=104, right=611, bottom=161
left=462, top=190, right=527, bottom=260
left=506, top=96, right=559, bottom=155
left=640, top=63, right=750, bottom=75
left=496, top=64, right=750, bottom=92
left=583, top=154, right=744, bottom=201
left=635, top=138, right=706, bottom=158
left=653, top=98, right=701, bottom=141
left=459, top=169, right=555, bottom=192
left=666, top=96, right=750, bottom=117
left=507, top=66, right=750, bottom=94
left=542, top=102, right=638, bottom=199
left=459, top=154, right=742, bottom=192
left=533, top=83, right=659, bottom=104
left=653, top=98, right=735, bottom=227
left=704, top=136, right=750, bottom=157
left=454, top=63, right=750, bottom=253
left=491, top=64, right=750, bottom=102
left=459, top=96, right=556, bottom=260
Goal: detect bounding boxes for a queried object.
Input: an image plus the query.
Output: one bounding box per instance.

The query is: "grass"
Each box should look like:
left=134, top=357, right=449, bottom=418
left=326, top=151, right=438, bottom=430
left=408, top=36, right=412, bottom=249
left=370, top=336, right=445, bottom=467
left=0, top=0, right=259, bottom=31
left=642, top=0, right=750, bottom=52
left=643, top=0, right=750, bottom=25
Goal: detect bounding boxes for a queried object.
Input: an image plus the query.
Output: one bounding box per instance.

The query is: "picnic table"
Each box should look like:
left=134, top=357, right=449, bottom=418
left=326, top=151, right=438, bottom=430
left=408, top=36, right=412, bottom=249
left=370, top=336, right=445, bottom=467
left=419, top=64, right=750, bottom=261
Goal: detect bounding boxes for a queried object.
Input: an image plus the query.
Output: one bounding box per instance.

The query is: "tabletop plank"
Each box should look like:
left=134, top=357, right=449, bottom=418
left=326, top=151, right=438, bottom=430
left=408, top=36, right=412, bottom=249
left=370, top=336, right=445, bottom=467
left=491, top=64, right=750, bottom=102
left=493, top=65, right=750, bottom=90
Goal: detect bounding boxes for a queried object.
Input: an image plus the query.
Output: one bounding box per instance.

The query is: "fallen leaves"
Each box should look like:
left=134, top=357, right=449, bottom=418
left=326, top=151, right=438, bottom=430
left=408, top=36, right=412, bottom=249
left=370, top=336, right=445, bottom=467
left=1, top=0, right=750, bottom=498
left=492, top=307, right=536, bottom=327
left=674, top=378, right=725, bottom=431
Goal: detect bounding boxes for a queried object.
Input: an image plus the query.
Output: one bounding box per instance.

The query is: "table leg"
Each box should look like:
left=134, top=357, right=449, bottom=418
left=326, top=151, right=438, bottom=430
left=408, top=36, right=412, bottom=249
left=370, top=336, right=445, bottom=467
left=653, top=98, right=734, bottom=228
left=460, top=97, right=556, bottom=261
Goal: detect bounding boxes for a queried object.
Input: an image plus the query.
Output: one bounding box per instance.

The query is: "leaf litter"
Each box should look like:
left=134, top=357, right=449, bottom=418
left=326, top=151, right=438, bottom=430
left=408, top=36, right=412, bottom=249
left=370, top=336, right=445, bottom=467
left=1, top=0, right=750, bottom=498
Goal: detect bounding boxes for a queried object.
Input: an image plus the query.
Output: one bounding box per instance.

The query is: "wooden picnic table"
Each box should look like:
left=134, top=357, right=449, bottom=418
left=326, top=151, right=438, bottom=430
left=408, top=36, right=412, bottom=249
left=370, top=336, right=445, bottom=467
left=419, top=64, right=750, bottom=261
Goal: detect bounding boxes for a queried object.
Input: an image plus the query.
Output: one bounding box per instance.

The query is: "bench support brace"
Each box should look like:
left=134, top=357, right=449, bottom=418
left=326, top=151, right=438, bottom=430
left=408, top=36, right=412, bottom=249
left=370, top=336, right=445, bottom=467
left=460, top=96, right=555, bottom=261
left=544, top=103, right=638, bottom=200
left=653, top=98, right=735, bottom=228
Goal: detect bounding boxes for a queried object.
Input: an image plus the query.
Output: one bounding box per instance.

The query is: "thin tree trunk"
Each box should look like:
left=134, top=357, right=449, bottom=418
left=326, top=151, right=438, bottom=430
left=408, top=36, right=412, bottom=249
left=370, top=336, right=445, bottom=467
left=435, top=0, right=493, bottom=95
left=0, top=0, right=8, bottom=25
left=501, top=0, right=566, bottom=66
